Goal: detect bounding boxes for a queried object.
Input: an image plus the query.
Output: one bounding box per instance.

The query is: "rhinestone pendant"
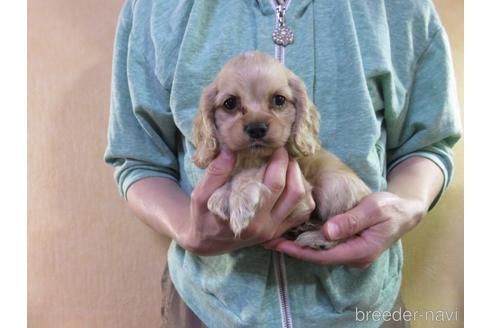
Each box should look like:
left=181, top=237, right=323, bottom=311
left=272, top=25, right=294, bottom=47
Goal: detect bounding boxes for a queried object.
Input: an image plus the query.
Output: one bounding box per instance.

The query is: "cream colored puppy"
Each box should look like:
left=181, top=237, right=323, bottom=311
left=192, top=52, right=370, bottom=249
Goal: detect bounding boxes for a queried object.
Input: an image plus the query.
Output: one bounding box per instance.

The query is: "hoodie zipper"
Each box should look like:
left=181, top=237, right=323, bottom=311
left=270, top=2, right=294, bottom=327
left=273, top=252, right=293, bottom=328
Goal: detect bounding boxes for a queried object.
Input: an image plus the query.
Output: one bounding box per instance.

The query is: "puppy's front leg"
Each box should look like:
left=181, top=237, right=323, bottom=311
left=208, top=183, right=231, bottom=221
left=226, top=167, right=269, bottom=236
left=229, top=181, right=269, bottom=236
left=208, top=181, right=269, bottom=235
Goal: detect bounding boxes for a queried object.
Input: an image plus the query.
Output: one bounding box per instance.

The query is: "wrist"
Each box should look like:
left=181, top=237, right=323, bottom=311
left=175, top=211, right=224, bottom=256
left=386, top=156, right=444, bottom=214
left=174, top=209, right=198, bottom=251
left=396, top=194, right=428, bottom=233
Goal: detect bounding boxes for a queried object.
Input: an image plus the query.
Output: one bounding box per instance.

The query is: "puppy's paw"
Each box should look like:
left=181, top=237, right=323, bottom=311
left=229, top=195, right=260, bottom=236
left=230, top=202, right=258, bottom=236
left=229, top=182, right=268, bottom=236
left=207, top=186, right=230, bottom=221
left=295, top=230, right=338, bottom=250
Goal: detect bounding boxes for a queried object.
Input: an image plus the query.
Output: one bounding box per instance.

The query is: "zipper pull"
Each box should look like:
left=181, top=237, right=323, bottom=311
left=272, top=1, right=294, bottom=47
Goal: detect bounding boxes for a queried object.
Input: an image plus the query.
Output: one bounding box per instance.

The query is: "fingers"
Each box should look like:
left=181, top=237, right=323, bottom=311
left=191, top=148, right=236, bottom=205
left=262, top=148, right=289, bottom=207
left=323, top=196, right=387, bottom=241
left=271, top=160, right=314, bottom=223
left=263, top=237, right=287, bottom=250
left=266, top=235, right=380, bottom=267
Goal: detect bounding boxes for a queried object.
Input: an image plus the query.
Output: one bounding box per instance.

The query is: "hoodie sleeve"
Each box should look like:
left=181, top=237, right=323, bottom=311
left=385, top=27, right=462, bottom=209
left=104, top=0, right=180, bottom=199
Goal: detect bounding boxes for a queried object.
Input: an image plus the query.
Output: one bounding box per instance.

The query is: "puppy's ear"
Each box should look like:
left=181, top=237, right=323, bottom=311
left=192, top=83, right=219, bottom=168
left=287, top=73, right=320, bottom=157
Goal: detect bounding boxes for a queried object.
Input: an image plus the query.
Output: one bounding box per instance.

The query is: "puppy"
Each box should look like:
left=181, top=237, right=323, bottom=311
left=192, top=52, right=370, bottom=249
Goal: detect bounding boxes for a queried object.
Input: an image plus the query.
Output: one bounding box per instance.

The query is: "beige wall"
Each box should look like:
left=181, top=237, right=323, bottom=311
left=401, top=1, right=464, bottom=327
left=27, top=1, right=463, bottom=327
left=28, top=1, right=169, bottom=327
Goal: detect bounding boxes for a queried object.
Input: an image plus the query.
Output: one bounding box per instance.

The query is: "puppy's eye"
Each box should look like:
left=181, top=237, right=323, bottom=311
left=273, top=95, right=286, bottom=107
left=223, top=96, right=237, bottom=111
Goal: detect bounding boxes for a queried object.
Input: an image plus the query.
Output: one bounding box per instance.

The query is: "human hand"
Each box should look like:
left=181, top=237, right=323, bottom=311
left=264, top=192, right=426, bottom=268
left=181, top=147, right=315, bottom=256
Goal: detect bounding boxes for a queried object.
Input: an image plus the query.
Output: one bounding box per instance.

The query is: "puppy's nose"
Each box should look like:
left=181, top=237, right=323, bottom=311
left=245, top=122, right=268, bottom=139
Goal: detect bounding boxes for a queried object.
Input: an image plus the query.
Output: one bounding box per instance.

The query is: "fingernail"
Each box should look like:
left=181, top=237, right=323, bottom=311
left=328, top=222, right=340, bottom=240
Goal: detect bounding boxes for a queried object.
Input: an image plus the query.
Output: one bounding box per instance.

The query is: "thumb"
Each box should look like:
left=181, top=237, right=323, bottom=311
left=322, top=200, right=382, bottom=241
left=194, top=148, right=236, bottom=201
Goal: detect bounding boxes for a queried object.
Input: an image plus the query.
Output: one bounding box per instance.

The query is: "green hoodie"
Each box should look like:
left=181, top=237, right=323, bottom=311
left=104, top=0, right=461, bottom=327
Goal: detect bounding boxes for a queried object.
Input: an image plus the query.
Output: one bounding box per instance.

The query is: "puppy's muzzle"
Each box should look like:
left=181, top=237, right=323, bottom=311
left=244, top=122, right=268, bottom=139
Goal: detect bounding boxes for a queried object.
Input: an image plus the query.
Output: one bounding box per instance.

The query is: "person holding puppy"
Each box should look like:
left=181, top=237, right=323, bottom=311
left=105, top=1, right=461, bottom=327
